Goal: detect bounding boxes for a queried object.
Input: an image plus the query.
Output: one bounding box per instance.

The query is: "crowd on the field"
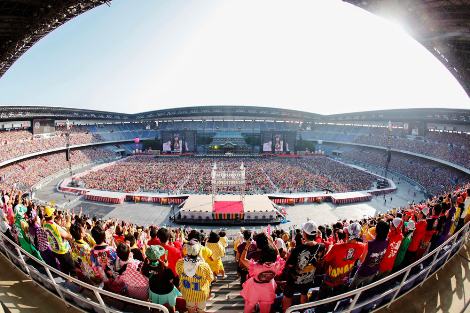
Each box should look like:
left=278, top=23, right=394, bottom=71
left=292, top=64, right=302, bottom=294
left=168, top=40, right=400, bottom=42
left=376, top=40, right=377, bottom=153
left=1, top=182, right=469, bottom=313
left=0, top=148, right=115, bottom=191
left=341, top=147, right=469, bottom=195
left=79, top=156, right=378, bottom=194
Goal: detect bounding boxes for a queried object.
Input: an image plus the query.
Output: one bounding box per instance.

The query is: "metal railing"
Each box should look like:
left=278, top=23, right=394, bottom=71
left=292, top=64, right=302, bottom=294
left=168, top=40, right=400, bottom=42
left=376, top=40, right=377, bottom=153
left=0, top=232, right=169, bottom=313
left=0, top=221, right=467, bottom=313
left=286, top=222, right=469, bottom=313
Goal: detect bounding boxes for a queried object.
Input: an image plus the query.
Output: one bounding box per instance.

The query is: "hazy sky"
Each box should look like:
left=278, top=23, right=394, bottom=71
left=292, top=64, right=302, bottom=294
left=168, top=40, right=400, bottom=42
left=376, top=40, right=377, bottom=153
left=0, top=0, right=468, bottom=115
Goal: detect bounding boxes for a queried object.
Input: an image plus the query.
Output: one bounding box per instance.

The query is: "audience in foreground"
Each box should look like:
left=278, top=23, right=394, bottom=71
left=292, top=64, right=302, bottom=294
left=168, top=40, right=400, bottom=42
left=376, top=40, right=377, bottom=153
left=0, top=182, right=469, bottom=312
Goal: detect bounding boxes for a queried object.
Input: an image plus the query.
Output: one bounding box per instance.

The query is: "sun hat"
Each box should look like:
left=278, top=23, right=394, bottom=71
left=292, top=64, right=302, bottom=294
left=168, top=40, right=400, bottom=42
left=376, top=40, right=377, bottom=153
left=392, top=217, right=403, bottom=228
left=185, top=239, right=202, bottom=257
left=145, top=245, right=167, bottom=265
left=302, top=221, right=318, bottom=236
left=44, top=206, right=55, bottom=218
left=348, top=222, right=362, bottom=240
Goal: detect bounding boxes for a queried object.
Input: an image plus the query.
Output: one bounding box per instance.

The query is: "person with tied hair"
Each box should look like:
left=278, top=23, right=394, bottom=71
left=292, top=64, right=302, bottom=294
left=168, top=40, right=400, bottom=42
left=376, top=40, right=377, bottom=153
left=107, top=242, right=149, bottom=301
left=142, top=245, right=181, bottom=313
left=239, top=240, right=282, bottom=313
left=176, top=239, right=214, bottom=313
left=218, top=230, right=228, bottom=250
left=236, top=229, right=254, bottom=282
left=205, top=231, right=226, bottom=279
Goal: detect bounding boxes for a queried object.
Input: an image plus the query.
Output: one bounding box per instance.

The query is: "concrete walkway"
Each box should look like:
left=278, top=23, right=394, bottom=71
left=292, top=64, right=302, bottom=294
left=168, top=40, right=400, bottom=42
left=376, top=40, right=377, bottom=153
left=0, top=253, right=80, bottom=313
left=378, top=242, right=470, bottom=313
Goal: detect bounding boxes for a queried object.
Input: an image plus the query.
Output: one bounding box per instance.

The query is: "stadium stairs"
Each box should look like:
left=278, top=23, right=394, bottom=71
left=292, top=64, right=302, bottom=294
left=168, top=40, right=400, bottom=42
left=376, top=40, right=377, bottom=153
left=207, top=256, right=244, bottom=312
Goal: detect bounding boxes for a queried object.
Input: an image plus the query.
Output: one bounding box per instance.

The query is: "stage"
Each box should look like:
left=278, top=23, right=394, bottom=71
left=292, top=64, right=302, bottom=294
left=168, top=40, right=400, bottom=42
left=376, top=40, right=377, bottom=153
left=174, top=194, right=281, bottom=225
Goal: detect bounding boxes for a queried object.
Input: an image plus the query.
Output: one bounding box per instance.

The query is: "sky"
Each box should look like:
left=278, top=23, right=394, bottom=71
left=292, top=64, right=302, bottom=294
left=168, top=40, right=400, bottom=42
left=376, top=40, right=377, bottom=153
left=0, top=0, right=468, bottom=115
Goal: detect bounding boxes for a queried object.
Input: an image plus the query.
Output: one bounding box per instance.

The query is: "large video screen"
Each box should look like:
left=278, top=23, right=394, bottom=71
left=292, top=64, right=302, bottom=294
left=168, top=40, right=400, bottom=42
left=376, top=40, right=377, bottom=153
left=32, top=119, right=55, bottom=135
left=261, top=131, right=296, bottom=153
left=162, top=131, right=195, bottom=152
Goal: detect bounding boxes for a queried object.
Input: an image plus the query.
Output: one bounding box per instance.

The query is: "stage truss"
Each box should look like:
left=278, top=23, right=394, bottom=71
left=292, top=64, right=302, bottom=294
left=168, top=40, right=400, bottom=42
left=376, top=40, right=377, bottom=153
left=211, top=162, right=246, bottom=204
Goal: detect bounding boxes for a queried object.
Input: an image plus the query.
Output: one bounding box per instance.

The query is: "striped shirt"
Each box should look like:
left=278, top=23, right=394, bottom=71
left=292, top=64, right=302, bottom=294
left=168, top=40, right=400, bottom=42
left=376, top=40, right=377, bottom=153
left=219, top=237, right=228, bottom=249
left=206, top=242, right=225, bottom=260
left=176, top=259, right=214, bottom=303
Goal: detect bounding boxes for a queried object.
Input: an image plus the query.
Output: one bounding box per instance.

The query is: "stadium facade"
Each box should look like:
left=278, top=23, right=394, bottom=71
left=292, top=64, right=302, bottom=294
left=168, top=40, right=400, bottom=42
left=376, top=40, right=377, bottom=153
left=1, top=105, right=469, bottom=154
left=1, top=105, right=469, bottom=192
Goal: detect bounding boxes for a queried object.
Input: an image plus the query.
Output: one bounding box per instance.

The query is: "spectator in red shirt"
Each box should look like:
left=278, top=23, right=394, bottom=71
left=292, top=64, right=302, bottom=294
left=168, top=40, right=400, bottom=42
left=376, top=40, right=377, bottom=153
left=416, top=218, right=436, bottom=259
left=147, top=227, right=160, bottom=246
left=379, top=218, right=404, bottom=275
left=157, top=227, right=182, bottom=277
left=319, top=222, right=367, bottom=299
left=404, top=207, right=428, bottom=266
left=112, top=225, right=125, bottom=246
left=324, top=227, right=335, bottom=251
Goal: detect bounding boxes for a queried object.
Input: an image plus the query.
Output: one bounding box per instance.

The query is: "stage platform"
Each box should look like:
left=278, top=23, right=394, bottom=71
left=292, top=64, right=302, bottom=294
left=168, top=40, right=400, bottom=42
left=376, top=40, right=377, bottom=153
left=176, top=194, right=279, bottom=224
left=330, top=191, right=372, bottom=204
left=213, top=201, right=244, bottom=219
left=84, top=190, right=125, bottom=204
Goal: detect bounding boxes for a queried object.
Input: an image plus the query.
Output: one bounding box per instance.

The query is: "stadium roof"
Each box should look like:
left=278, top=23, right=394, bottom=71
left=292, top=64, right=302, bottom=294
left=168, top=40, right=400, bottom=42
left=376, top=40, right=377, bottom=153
left=344, top=0, right=470, bottom=96
left=0, top=0, right=469, bottom=97
left=0, top=105, right=130, bottom=121
left=323, top=108, right=470, bottom=125
left=133, top=106, right=321, bottom=122
left=0, top=0, right=109, bottom=78
left=0, top=105, right=469, bottom=125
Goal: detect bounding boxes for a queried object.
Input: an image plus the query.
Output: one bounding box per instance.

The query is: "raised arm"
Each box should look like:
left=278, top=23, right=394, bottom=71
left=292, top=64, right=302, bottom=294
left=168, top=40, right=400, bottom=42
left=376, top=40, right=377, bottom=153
left=240, top=243, right=251, bottom=269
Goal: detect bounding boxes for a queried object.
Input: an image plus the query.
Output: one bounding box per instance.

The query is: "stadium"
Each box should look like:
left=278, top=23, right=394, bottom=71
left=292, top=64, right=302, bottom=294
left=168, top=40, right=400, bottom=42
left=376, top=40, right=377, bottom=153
left=0, top=1, right=469, bottom=313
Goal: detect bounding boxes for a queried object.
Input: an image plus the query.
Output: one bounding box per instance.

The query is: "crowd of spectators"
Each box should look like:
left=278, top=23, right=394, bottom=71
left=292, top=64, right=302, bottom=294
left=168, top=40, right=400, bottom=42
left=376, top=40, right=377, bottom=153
left=0, top=129, right=103, bottom=163
left=1, top=181, right=468, bottom=312
left=353, top=132, right=469, bottom=168
left=0, top=148, right=115, bottom=191
left=303, top=125, right=469, bottom=169
left=341, top=147, right=469, bottom=195
left=0, top=123, right=469, bottom=312
left=79, top=156, right=377, bottom=194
